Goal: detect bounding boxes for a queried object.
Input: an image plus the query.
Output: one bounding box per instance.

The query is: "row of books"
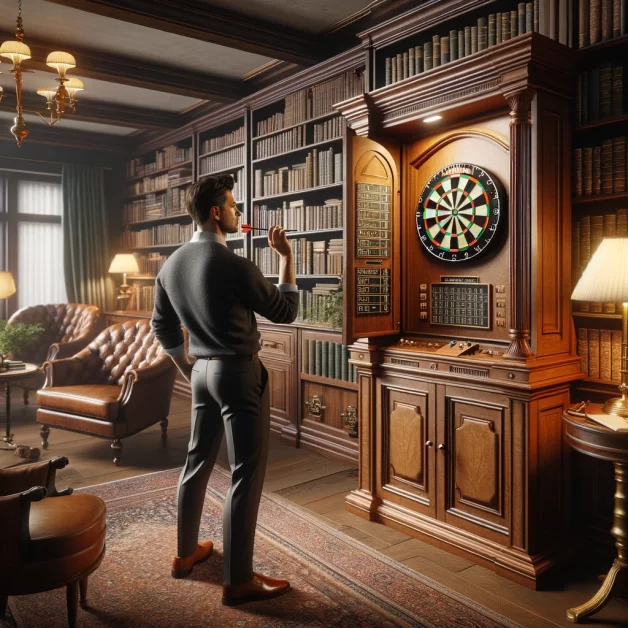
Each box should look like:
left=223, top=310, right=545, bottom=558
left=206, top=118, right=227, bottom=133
left=123, top=187, right=189, bottom=224
left=126, top=173, right=169, bottom=198
left=572, top=208, right=628, bottom=313
left=576, top=327, right=622, bottom=383
left=126, top=145, right=192, bottom=179
left=254, top=238, right=342, bottom=276
left=168, top=168, right=193, bottom=187
left=313, top=117, right=345, bottom=144
left=251, top=199, right=343, bottom=232
left=199, top=145, right=245, bottom=176
left=384, top=2, right=538, bottom=86
left=573, top=136, right=627, bottom=196
left=120, top=223, right=194, bottom=248
left=255, top=70, right=363, bottom=136
left=136, top=253, right=168, bottom=276
left=127, top=284, right=155, bottom=313
left=576, top=65, right=624, bottom=125
left=253, top=148, right=342, bottom=198
left=301, top=339, right=355, bottom=382
left=295, top=283, right=342, bottom=328
left=255, top=126, right=304, bottom=160
left=577, top=0, right=627, bottom=48
left=200, top=126, right=245, bottom=155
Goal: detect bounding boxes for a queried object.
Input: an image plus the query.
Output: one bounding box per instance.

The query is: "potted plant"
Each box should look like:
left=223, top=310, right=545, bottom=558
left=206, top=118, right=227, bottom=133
left=0, top=320, right=44, bottom=369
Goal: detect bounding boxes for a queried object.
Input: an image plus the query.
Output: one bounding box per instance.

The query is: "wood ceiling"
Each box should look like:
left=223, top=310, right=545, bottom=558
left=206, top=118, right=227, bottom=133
left=0, top=0, right=416, bottom=151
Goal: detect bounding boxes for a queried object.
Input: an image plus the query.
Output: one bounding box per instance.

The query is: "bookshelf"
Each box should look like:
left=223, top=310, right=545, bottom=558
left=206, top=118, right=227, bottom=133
left=197, top=112, right=249, bottom=248
left=571, top=1, right=627, bottom=401
left=121, top=137, right=194, bottom=311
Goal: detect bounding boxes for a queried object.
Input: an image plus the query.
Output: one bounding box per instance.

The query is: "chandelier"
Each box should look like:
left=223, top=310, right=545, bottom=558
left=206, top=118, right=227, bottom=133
left=0, top=0, right=85, bottom=147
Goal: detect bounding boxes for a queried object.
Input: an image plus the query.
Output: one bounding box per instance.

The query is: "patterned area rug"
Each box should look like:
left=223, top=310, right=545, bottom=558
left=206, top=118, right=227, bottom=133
left=6, top=467, right=521, bottom=627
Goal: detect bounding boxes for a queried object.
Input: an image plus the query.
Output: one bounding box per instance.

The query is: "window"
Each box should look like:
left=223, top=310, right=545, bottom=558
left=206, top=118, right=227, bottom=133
left=0, top=171, right=67, bottom=316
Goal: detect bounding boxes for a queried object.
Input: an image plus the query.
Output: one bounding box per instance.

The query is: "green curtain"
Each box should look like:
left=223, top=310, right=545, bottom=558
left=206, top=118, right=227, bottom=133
left=62, top=163, right=113, bottom=310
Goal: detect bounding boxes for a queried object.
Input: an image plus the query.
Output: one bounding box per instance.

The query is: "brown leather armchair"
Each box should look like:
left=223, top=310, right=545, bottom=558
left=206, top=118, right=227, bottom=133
left=36, top=320, right=177, bottom=465
left=0, top=456, right=106, bottom=628
left=8, top=303, right=103, bottom=403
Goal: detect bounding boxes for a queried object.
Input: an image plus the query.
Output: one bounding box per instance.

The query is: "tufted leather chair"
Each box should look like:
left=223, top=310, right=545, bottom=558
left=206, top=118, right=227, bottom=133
left=8, top=304, right=104, bottom=404
left=0, top=456, right=106, bottom=628
left=35, top=320, right=177, bottom=465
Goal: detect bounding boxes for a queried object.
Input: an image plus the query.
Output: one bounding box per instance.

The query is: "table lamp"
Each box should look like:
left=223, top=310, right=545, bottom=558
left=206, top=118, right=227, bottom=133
left=571, top=237, right=628, bottom=417
left=108, top=254, right=139, bottom=311
left=0, top=271, right=16, bottom=299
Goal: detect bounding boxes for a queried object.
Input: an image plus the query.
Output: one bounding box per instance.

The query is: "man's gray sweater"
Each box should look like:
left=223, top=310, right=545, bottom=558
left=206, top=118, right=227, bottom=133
left=151, top=231, right=299, bottom=357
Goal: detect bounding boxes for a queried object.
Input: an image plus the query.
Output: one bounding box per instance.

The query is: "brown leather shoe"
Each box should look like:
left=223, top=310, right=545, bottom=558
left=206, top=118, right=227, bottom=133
left=222, top=572, right=291, bottom=606
left=171, top=540, right=214, bottom=578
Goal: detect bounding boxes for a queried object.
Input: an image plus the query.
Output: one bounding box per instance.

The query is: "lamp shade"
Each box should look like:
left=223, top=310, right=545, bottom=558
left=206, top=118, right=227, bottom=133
left=571, top=238, right=628, bottom=302
left=46, top=51, right=76, bottom=76
left=108, top=254, right=139, bottom=274
left=0, top=40, right=31, bottom=64
left=0, top=271, right=16, bottom=299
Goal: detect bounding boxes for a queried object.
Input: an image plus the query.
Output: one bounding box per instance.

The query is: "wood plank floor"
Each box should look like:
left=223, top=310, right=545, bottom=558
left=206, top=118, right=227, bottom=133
left=4, top=391, right=628, bottom=627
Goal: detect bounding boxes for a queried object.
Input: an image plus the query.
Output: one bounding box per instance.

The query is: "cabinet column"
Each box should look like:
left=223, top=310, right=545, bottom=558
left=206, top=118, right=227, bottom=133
left=504, top=88, right=535, bottom=361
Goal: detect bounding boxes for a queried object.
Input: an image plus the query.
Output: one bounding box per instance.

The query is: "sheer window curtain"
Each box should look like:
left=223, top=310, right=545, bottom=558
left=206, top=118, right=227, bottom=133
left=17, top=179, right=67, bottom=308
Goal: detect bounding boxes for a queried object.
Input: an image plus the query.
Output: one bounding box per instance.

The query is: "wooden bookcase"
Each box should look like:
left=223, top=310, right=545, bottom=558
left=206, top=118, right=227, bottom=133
left=120, top=135, right=195, bottom=312
left=569, top=8, right=628, bottom=555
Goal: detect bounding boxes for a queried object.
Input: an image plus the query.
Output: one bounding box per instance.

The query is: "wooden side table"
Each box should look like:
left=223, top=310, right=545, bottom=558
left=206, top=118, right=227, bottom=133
left=563, top=404, right=628, bottom=623
left=0, top=363, right=40, bottom=459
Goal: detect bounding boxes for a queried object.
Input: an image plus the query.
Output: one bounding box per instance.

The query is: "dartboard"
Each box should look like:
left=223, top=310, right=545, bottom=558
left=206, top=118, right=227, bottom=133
left=416, top=163, right=503, bottom=263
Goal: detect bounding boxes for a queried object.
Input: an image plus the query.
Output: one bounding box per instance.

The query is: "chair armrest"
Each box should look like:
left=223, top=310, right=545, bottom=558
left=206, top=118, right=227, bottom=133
left=0, top=456, right=72, bottom=497
left=48, top=336, right=93, bottom=361
left=117, top=359, right=174, bottom=405
left=41, top=354, right=98, bottom=388
left=0, top=487, right=47, bottom=565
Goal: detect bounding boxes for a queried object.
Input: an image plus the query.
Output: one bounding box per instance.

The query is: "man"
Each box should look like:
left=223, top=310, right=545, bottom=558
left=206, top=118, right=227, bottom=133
left=151, top=173, right=298, bottom=606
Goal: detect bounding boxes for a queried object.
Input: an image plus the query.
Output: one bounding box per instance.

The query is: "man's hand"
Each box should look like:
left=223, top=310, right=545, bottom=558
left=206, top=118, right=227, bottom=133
left=268, top=225, right=292, bottom=257
left=171, top=353, right=196, bottom=384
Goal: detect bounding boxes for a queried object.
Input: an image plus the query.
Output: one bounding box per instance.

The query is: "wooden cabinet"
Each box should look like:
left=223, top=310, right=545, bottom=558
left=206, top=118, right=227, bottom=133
left=258, top=323, right=298, bottom=446
left=350, top=343, right=574, bottom=589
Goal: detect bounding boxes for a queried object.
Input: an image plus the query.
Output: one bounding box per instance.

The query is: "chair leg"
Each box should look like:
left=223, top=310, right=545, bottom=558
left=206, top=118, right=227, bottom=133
left=66, top=581, right=78, bottom=628
left=1, top=595, right=8, bottom=618
left=79, top=577, right=88, bottom=608
left=111, top=439, right=123, bottom=466
left=23, top=389, right=29, bottom=405
left=40, top=424, right=50, bottom=449
left=160, top=417, right=168, bottom=442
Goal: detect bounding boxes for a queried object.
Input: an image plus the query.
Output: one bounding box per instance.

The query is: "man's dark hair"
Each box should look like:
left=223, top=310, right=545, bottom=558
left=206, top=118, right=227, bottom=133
left=185, top=174, right=235, bottom=226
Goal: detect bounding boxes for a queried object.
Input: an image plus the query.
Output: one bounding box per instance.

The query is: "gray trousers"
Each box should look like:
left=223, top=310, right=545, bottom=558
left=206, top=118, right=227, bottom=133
left=177, top=356, right=270, bottom=585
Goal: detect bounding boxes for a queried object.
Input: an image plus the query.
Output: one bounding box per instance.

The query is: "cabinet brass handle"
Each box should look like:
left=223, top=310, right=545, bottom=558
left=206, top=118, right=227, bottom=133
left=262, top=340, right=278, bottom=349
left=437, top=443, right=445, bottom=451
left=425, top=440, right=433, bottom=447
left=305, top=395, right=325, bottom=419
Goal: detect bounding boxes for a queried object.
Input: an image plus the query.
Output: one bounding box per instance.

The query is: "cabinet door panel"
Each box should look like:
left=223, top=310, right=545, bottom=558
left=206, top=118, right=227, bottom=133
left=263, top=358, right=296, bottom=437
left=439, top=387, right=510, bottom=543
left=378, top=379, right=436, bottom=518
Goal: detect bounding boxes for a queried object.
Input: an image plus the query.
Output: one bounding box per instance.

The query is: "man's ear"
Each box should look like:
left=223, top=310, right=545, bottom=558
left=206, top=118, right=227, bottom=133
left=210, top=205, right=221, bottom=220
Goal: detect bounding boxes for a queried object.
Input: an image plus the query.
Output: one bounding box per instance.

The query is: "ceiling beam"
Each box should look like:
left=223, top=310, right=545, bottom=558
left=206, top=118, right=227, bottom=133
left=0, top=94, right=180, bottom=130
left=44, top=0, right=324, bottom=65
left=0, top=30, right=243, bottom=102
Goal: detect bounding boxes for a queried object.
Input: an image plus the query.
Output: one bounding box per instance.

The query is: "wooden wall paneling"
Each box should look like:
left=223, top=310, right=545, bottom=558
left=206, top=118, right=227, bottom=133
left=531, top=90, right=574, bottom=359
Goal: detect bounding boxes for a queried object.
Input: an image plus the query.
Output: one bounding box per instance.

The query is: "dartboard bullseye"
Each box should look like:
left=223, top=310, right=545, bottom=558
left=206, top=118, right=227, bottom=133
left=416, top=163, right=504, bottom=263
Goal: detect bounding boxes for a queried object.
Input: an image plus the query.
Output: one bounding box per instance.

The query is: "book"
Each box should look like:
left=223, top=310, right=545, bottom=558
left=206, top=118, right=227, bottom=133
left=580, top=0, right=590, bottom=47
left=600, top=329, right=612, bottom=381
left=577, top=327, right=589, bottom=374
left=587, top=412, right=628, bottom=431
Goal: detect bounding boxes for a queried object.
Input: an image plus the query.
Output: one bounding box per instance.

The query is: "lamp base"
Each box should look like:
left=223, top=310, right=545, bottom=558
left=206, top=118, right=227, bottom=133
left=602, top=395, right=628, bottom=418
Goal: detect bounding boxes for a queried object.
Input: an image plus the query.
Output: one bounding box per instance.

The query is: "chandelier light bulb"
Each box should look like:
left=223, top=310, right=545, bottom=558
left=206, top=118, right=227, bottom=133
left=46, top=51, right=76, bottom=78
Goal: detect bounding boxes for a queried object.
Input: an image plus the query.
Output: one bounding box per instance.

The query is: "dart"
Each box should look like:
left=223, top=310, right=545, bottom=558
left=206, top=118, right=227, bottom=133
left=241, top=224, right=298, bottom=234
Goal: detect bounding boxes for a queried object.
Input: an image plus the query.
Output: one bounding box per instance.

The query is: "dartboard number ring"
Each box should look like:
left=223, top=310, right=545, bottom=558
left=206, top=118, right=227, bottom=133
left=416, top=163, right=503, bottom=263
